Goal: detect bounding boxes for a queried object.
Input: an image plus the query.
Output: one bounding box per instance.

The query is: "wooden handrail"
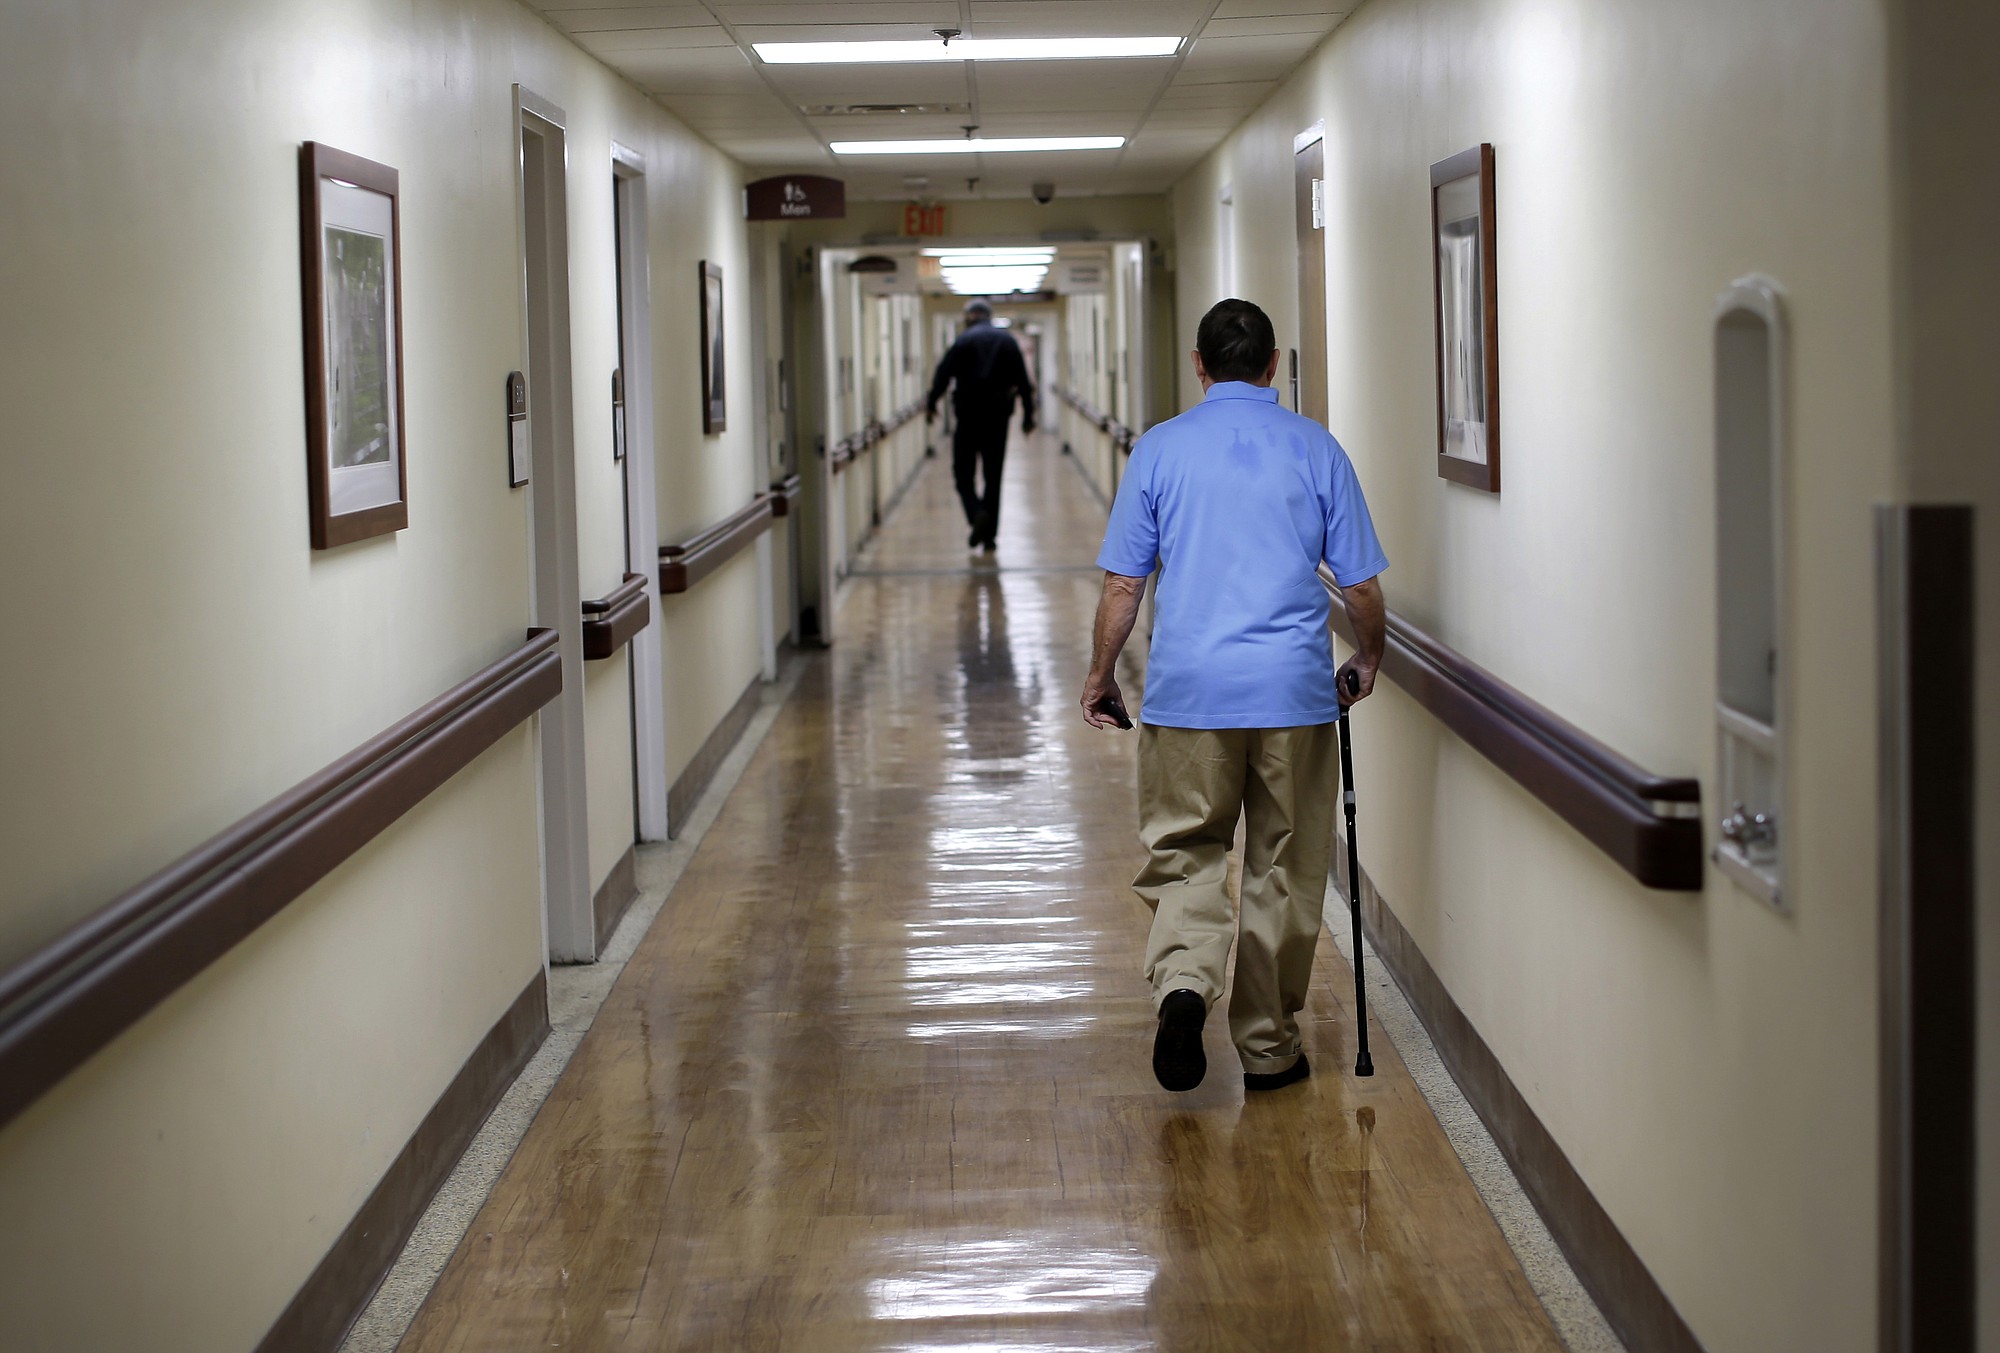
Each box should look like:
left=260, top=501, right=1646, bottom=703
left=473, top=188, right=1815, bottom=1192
left=768, top=473, right=803, bottom=517
left=658, top=495, right=775, bottom=593
left=0, top=629, right=564, bottom=1132
left=1323, top=574, right=1704, bottom=889
left=830, top=400, right=925, bottom=474
left=1057, top=386, right=1137, bottom=453
left=580, top=573, right=650, bottom=660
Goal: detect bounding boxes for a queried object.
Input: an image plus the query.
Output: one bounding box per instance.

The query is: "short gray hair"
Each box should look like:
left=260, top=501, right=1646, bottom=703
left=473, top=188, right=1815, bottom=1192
left=963, top=299, right=994, bottom=321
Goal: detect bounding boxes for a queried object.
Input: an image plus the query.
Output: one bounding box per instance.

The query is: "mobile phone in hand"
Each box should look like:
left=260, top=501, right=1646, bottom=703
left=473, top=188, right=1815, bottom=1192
left=1101, top=696, right=1133, bottom=730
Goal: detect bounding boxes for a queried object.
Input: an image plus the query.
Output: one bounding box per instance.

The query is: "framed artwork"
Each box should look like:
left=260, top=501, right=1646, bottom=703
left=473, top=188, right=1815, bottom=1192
left=699, top=260, right=726, bottom=434
left=1430, top=143, right=1499, bottom=492
left=300, top=142, right=409, bottom=547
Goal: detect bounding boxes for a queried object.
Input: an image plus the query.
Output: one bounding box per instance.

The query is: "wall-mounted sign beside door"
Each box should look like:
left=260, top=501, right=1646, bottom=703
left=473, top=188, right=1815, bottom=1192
left=745, top=175, right=845, bottom=221
left=506, top=370, right=529, bottom=487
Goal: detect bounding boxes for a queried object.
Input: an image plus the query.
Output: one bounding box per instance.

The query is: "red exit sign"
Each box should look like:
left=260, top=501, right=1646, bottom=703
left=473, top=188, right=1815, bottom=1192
left=902, top=203, right=947, bottom=236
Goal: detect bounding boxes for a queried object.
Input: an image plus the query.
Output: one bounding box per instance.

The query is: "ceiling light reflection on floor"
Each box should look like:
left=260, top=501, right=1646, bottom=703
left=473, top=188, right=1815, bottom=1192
left=904, top=1017, right=1094, bottom=1040
left=906, top=942, right=1081, bottom=979
left=869, top=1237, right=1157, bottom=1320
left=909, top=915, right=1079, bottom=930
left=906, top=981, right=1092, bottom=1007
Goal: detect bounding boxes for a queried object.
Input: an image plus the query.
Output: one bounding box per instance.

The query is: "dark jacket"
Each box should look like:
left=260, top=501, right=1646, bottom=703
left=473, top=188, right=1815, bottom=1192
left=927, top=321, right=1037, bottom=428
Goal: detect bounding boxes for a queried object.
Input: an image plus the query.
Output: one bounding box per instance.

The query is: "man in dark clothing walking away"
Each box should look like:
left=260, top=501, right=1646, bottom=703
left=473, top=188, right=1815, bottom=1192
left=926, top=299, right=1037, bottom=552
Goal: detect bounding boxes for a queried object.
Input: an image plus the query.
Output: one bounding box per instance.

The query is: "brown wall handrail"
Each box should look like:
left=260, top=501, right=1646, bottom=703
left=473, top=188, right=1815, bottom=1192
left=0, top=628, right=564, bottom=1132
left=829, top=400, right=925, bottom=475
left=1056, top=386, right=1136, bottom=453
left=580, top=573, right=650, bottom=660
left=1323, top=574, right=1704, bottom=889
left=769, top=473, right=803, bottom=517
left=658, top=494, right=775, bottom=593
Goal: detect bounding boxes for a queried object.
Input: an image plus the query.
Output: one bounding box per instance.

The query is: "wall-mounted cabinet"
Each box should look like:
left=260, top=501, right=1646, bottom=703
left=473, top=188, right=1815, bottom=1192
left=1712, top=276, right=1788, bottom=909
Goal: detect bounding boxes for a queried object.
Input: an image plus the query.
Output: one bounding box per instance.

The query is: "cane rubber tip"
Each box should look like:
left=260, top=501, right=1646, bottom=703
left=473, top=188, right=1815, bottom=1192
left=1354, top=1054, right=1374, bottom=1077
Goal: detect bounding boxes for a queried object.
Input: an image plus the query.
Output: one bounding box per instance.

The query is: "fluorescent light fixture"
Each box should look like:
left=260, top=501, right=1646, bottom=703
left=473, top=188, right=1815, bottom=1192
left=756, top=37, right=1179, bottom=65
left=830, top=137, right=1123, bottom=156
left=923, top=247, right=1056, bottom=256
left=946, top=274, right=1048, bottom=294
left=937, top=257, right=1052, bottom=269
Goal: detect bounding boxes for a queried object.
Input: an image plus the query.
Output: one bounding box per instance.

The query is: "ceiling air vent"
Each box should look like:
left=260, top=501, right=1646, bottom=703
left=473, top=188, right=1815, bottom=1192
left=802, top=103, right=971, bottom=117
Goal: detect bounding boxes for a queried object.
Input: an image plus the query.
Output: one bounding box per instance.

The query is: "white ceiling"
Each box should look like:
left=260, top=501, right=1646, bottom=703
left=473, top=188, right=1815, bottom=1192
left=528, top=1, right=1354, bottom=200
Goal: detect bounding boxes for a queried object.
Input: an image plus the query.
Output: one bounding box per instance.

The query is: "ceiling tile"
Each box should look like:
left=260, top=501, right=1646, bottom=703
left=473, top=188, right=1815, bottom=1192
left=760, top=62, right=970, bottom=101
left=1211, top=0, right=1348, bottom=18
left=1200, top=14, right=1340, bottom=39
left=573, top=25, right=739, bottom=53
left=521, top=0, right=1352, bottom=192
left=543, top=6, right=714, bottom=32
left=712, top=2, right=960, bottom=23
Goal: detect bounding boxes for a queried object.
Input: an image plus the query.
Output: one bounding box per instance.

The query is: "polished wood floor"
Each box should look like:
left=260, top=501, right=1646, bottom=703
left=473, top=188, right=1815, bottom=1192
left=399, top=435, right=1562, bottom=1352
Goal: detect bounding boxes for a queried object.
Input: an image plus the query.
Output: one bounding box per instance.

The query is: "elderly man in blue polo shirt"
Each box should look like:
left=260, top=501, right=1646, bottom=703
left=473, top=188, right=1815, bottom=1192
left=1081, top=298, right=1388, bottom=1094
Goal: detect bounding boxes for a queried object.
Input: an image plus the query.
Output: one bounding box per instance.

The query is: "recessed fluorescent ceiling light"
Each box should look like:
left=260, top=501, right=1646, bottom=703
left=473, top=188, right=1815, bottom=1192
left=831, top=137, right=1123, bottom=156
left=756, top=37, right=1180, bottom=65
left=923, top=247, right=1056, bottom=258
left=937, top=257, right=1056, bottom=269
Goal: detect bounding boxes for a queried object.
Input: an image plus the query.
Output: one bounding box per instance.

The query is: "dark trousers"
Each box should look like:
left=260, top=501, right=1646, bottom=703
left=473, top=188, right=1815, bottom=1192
left=952, top=421, right=1009, bottom=536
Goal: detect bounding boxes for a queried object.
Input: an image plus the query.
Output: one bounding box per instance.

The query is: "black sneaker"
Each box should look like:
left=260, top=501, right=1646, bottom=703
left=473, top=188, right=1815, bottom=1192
left=1152, top=989, right=1207, bottom=1091
left=1243, top=1055, right=1310, bottom=1092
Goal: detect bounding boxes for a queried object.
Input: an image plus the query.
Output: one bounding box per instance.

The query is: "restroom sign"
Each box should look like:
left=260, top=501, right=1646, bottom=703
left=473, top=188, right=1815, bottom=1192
left=745, top=175, right=845, bottom=220
left=902, top=202, right=947, bottom=236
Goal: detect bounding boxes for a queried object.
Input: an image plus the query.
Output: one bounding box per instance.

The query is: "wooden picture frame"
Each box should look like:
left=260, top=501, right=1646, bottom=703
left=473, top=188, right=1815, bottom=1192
left=300, top=142, right=409, bottom=547
left=1430, top=143, right=1500, bottom=492
left=698, top=260, right=726, bottom=434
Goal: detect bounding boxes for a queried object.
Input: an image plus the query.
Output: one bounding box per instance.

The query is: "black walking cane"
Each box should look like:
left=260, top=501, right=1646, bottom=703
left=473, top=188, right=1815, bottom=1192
left=1339, top=668, right=1374, bottom=1077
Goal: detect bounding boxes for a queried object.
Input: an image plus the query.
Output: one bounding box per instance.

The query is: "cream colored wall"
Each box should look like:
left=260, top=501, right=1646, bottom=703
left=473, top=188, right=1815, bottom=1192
left=583, top=655, right=634, bottom=889
left=1173, top=1, right=1894, bottom=1348
left=0, top=0, right=754, bottom=1343
left=0, top=738, right=540, bottom=1353
left=642, top=104, right=765, bottom=799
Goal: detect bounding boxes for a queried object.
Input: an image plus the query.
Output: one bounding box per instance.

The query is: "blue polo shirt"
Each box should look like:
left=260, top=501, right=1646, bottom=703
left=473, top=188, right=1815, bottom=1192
left=1096, top=381, right=1388, bottom=729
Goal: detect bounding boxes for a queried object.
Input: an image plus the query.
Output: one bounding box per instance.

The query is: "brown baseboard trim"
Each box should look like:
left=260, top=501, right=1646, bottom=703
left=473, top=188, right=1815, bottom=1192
left=1340, top=852, right=1705, bottom=1353
left=666, top=676, right=762, bottom=837
left=591, top=843, right=639, bottom=953
left=255, top=969, right=549, bottom=1353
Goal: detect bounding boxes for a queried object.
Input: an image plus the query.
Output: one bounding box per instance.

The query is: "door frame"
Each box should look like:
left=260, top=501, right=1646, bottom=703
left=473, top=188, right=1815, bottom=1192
left=611, top=141, right=669, bottom=844
left=1293, top=121, right=1329, bottom=428
left=514, top=85, right=594, bottom=963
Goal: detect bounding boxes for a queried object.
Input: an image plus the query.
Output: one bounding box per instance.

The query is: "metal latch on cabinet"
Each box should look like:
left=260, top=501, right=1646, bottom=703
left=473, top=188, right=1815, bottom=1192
left=1719, top=802, right=1777, bottom=853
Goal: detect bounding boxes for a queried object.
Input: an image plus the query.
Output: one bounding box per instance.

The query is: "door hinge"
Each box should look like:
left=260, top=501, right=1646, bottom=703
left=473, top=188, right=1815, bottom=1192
left=1310, top=178, right=1326, bottom=231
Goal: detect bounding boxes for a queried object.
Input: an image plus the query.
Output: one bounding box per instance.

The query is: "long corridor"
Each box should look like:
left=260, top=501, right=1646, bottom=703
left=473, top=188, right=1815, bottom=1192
left=397, top=434, right=1563, bottom=1352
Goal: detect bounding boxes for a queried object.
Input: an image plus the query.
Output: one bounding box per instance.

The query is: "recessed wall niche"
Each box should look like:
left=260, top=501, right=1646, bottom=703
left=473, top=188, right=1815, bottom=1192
left=1712, top=275, right=1788, bottom=909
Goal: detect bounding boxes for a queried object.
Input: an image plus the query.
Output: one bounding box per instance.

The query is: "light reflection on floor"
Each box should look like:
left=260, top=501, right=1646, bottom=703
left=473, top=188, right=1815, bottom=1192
left=868, top=1237, right=1157, bottom=1322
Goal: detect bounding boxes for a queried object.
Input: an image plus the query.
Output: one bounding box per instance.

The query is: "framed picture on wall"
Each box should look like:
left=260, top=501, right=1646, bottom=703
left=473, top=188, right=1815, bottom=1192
left=699, top=260, right=726, bottom=434
left=299, top=141, right=409, bottom=547
left=1430, top=143, right=1500, bottom=492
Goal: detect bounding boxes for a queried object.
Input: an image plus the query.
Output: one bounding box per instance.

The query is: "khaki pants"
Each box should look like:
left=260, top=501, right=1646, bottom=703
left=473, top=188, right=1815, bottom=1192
left=1135, top=723, right=1338, bottom=1074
